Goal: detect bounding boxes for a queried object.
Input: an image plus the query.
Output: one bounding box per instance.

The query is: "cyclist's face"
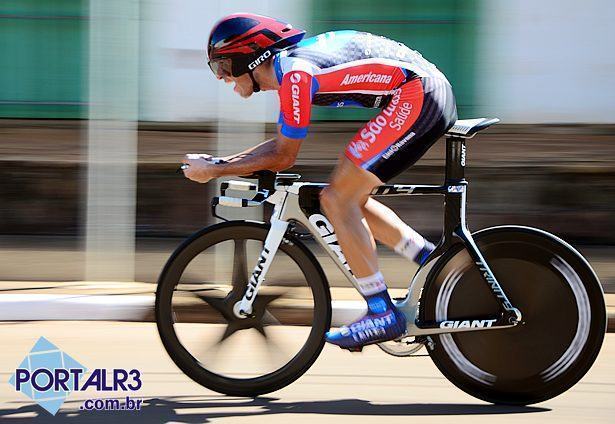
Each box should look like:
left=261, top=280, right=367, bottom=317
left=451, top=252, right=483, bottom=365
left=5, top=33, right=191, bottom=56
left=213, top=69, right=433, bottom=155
left=218, top=74, right=253, bottom=98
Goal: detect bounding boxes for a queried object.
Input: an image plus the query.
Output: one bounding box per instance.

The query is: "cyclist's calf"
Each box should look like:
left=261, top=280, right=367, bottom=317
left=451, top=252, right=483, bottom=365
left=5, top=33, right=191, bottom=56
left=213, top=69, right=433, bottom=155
left=320, top=157, right=387, bottom=276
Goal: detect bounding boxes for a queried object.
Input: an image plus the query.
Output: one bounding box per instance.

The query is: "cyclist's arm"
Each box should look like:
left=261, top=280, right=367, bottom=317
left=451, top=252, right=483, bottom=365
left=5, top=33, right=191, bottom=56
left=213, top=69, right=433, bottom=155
left=214, top=132, right=303, bottom=176
left=214, top=69, right=314, bottom=176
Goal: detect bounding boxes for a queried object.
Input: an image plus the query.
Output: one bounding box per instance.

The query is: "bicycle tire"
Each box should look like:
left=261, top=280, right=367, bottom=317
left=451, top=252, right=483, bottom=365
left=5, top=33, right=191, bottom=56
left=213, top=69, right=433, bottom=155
left=156, top=220, right=332, bottom=396
left=421, top=225, right=606, bottom=405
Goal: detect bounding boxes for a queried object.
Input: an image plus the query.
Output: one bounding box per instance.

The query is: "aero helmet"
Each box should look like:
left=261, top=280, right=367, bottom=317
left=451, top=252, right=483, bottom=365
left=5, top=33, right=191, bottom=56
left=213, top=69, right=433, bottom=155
left=207, top=13, right=305, bottom=82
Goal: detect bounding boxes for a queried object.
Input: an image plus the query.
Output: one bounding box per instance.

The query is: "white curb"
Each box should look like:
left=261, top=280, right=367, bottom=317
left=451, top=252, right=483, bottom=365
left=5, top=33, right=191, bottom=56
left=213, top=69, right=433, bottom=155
left=0, top=294, right=367, bottom=326
left=0, top=294, right=152, bottom=321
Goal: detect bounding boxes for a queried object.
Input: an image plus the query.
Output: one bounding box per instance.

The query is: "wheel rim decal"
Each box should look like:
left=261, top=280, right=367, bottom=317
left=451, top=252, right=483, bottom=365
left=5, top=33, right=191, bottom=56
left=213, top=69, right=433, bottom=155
left=540, top=256, right=591, bottom=382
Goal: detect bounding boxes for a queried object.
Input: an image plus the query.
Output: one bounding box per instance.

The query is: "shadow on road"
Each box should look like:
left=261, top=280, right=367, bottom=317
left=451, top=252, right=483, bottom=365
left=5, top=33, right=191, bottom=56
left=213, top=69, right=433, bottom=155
left=0, top=395, right=549, bottom=423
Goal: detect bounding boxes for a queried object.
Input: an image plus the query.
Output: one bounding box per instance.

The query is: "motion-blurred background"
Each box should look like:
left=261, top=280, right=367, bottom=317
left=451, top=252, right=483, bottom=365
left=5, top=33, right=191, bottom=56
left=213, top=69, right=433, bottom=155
left=1, top=0, right=614, bottom=289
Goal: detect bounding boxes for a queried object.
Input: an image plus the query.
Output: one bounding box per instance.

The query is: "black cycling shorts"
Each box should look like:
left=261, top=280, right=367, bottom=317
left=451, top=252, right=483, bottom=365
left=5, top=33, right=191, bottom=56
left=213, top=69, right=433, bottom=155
left=345, top=77, right=457, bottom=182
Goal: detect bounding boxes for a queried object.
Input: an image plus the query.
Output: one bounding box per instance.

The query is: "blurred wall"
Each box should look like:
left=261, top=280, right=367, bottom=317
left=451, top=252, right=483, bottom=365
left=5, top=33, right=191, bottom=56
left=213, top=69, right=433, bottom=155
left=2, top=0, right=614, bottom=123
left=477, top=0, right=615, bottom=123
left=139, top=0, right=310, bottom=123
left=139, top=0, right=615, bottom=123
left=0, top=0, right=87, bottom=118
left=1, top=1, right=615, bottom=283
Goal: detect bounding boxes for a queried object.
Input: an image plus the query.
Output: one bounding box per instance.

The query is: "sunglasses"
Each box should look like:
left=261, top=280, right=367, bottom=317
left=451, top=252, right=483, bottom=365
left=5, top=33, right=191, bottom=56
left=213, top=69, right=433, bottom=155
left=208, top=58, right=233, bottom=78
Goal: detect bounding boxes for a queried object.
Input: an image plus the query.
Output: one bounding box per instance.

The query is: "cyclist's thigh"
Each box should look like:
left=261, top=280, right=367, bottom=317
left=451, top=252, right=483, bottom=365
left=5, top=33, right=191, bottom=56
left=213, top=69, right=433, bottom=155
left=345, top=77, right=457, bottom=182
left=327, top=155, right=383, bottom=202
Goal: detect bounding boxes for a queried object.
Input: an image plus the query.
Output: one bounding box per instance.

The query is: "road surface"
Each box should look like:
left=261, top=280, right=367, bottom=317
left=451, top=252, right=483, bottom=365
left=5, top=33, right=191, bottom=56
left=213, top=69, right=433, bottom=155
left=0, top=321, right=613, bottom=423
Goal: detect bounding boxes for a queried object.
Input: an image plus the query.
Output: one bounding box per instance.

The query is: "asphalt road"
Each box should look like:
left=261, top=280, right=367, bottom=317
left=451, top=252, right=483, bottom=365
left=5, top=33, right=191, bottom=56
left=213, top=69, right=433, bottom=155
left=0, top=322, right=614, bottom=423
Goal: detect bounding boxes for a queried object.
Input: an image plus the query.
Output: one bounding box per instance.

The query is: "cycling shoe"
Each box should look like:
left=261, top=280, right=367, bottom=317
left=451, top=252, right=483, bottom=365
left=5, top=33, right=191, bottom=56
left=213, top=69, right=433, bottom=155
left=325, top=294, right=407, bottom=350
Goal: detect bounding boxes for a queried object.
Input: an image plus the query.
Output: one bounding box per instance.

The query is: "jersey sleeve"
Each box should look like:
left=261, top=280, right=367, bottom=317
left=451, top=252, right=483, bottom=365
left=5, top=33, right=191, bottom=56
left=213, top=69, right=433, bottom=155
left=278, top=70, right=317, bottom=139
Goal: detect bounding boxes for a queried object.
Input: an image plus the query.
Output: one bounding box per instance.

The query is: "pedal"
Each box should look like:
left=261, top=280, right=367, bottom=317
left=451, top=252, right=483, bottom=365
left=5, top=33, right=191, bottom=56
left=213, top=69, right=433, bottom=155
left=342, top=346, right=363, bottom=353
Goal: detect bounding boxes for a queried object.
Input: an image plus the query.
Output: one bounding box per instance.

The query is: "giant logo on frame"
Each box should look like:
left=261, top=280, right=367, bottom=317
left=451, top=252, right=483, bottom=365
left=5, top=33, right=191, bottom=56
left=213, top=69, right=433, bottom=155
left=308, top=214, right=352, bottom=274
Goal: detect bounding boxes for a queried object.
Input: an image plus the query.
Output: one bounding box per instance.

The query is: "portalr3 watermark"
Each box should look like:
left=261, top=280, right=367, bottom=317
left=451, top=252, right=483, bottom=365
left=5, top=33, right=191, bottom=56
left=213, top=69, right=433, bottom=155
left=8, top=337, right=143, bottom=415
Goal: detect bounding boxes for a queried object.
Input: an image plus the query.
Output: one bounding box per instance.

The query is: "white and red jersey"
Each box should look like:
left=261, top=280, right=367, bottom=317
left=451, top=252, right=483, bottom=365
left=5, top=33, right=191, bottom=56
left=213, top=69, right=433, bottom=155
left=275, top=30, right=448, bottom=139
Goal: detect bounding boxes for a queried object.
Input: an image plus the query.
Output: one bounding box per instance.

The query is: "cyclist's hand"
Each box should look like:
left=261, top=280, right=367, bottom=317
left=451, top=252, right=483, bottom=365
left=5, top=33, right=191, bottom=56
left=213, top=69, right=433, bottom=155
left=181, top=154, right=218, bottom=184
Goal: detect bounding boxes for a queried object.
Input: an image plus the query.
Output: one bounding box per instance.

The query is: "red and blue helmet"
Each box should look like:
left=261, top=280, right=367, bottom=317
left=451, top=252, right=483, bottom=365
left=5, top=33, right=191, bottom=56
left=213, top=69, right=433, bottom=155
left=207, top=13, right=305, bottom=78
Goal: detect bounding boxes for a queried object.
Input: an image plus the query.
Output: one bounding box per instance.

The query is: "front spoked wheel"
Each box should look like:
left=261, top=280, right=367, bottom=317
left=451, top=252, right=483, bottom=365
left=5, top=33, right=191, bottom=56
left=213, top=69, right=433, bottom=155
left=156, top=221, right=331, bottom=396
left=422, top=226, right=606, bottom=405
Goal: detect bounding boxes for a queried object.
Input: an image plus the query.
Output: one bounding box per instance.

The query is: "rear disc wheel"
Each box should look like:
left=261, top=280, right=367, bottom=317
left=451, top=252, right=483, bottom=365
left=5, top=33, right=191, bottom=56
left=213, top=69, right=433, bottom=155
left=422, top=226, right=606, bottom=405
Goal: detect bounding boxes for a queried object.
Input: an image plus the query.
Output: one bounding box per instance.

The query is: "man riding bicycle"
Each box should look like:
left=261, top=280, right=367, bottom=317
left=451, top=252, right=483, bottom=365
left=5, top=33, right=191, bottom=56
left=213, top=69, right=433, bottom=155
left=182, top=13, right=458, bottom=350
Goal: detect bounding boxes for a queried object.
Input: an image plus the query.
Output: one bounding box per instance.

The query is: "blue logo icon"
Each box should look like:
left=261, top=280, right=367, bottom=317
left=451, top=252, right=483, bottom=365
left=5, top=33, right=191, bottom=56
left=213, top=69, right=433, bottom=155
left=8, top=337, right=87, bottom=415
left=367, top=296, right=388, bottom=314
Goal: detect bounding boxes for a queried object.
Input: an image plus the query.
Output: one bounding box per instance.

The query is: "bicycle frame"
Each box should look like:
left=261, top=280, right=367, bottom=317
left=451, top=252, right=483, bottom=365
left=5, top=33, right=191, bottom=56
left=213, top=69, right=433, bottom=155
left=221, top=136, right=522, bottom=336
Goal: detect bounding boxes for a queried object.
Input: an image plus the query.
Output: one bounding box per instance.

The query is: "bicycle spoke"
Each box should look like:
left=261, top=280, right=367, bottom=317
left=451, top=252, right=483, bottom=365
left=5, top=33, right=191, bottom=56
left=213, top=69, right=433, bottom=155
left=197, top=293, right=227, bottom=317
left=232, top=239, right=248, bottom=291
left=192, top=325, right=229, bottom=369
left=255, top=325, right=290, bottom=367
left=192, top=324, right=240, bottom=366
left=219, top=322, right=241, bottom=343
left=262, top=310, right=281, bottom=326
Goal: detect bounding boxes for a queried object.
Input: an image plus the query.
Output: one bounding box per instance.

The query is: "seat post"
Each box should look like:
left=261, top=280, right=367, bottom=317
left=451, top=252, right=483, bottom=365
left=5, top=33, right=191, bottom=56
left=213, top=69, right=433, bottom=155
left=442, top=135, right=469, bottom=248
left=445, top=136, right=466, bottom=183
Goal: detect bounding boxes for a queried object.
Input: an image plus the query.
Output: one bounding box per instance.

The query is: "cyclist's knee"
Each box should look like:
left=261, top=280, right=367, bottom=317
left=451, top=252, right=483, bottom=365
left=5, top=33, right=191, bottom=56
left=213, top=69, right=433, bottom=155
left=323, top=160, right=376, bottom=217
left=320, top=186, right=341, bottom=217
left=321, top=185, right=367, bottom=218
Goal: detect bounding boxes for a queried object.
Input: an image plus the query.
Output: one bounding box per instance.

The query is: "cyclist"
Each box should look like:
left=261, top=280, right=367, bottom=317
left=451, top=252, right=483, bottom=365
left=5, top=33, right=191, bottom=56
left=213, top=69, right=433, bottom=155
left=183, top=13, right=458, bottom=350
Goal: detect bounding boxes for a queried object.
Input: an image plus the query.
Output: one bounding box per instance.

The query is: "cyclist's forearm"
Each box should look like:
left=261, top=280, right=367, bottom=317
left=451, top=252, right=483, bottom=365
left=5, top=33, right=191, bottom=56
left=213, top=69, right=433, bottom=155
left=221, top=138, right=275, bottom=163
left=216, top=139, right=292, bottom=176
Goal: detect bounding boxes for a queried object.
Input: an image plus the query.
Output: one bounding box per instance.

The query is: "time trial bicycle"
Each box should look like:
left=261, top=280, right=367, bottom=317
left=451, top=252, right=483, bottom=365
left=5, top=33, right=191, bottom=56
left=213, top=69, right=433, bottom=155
left=156, top=117, right=606, bottom=405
